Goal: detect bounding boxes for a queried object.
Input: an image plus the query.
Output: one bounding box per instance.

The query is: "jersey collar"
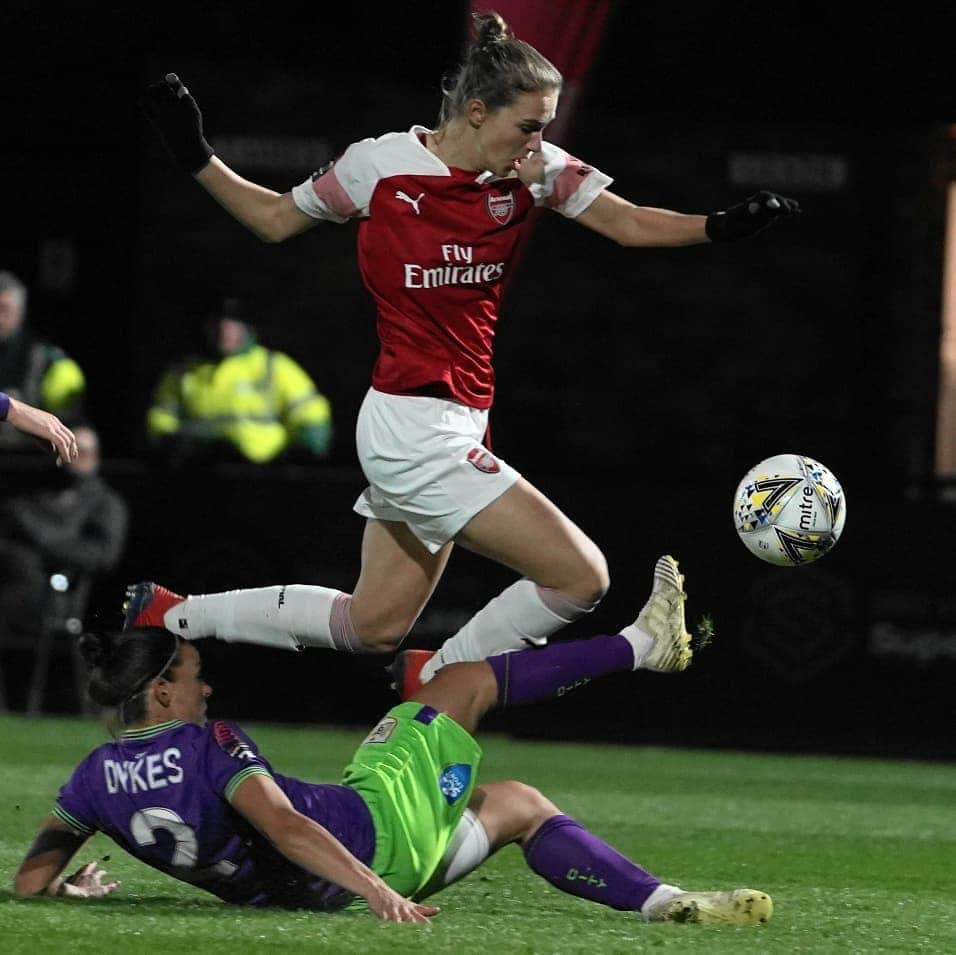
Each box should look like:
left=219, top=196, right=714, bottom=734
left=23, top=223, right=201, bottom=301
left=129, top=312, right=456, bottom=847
left=409, top=124, right=503, bottom=184
left=120, top=719, right=186, bottom=740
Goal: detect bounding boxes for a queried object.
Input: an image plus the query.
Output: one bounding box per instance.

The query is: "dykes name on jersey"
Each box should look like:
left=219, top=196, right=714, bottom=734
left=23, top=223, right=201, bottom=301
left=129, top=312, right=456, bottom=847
left=104, top=747, right=184, bottom=794
left=404, top=243, right=505, bottom=289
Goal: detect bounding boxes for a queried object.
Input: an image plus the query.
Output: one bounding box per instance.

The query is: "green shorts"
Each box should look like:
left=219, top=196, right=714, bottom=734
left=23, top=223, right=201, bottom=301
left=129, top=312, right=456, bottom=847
left=341, top=702, right=483, bottom=900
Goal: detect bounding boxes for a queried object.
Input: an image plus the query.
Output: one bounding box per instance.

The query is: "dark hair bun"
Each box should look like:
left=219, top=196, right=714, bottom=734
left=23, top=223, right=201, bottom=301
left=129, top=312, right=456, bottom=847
left=77, top=631, right=116, bottom=670
left=474, top=12, right=510, bottom=51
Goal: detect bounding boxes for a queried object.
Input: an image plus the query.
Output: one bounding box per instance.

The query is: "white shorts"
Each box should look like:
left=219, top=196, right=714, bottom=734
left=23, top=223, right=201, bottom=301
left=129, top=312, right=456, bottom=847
left=353, top=388, right=521, bottom=553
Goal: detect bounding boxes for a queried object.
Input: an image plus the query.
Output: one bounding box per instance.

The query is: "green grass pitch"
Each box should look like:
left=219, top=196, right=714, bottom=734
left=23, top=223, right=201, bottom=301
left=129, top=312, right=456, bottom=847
left=1, top=713, right=955, bottom=954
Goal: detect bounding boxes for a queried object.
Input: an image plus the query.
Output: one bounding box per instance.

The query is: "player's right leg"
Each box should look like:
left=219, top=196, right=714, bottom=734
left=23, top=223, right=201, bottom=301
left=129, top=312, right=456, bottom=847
left=124, top=518, right=452, bottom=654
left=349, top=519, right=454, bottom=647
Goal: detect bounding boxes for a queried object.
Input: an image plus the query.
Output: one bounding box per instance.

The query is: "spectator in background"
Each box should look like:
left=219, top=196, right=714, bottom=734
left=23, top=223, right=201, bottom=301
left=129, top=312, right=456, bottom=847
left=0, top=270, right=85, bottom=454
left=146, top=298, right=333, bottom=465
left=0, top=424, right=128, bottom=639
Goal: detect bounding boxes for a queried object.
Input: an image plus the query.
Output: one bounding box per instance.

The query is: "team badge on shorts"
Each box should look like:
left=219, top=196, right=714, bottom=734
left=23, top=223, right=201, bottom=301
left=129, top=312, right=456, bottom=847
left=438, top=763, right=472, bottom=804
left=467, top=447, right=500, bottom=474
left=487, top=192, right=515, bottom=226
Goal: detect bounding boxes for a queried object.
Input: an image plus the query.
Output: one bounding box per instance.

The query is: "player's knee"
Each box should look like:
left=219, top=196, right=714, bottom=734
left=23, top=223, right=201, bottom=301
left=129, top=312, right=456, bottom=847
left=504, top=781, right=560, bottom=833
left=358, top=635, right=404, bottom=654
left=437, top=661, right=499, bottom=709
left=576, top=549, right=610, bottom=604
left=353, top=613, right=417, bottom=653
left=357, top=631, right=406, bottom=654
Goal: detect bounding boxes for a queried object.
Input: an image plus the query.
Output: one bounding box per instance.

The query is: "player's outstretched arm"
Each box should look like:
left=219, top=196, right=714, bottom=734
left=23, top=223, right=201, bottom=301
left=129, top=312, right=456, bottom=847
left=231, top=774, right=440, bottom=922
left=14, top=814, right=119, bottom=899
left=576, top=189, right=800, bottom=247
left=3, top=395, right=78, bottom=465
left=196, top=159, right=315, bottom=243
left=141, top=73, right=314, bottom=243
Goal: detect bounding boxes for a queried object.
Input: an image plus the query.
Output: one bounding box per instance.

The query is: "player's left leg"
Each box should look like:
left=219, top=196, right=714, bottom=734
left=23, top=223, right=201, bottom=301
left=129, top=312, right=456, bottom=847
left=411, top=638, right=770, bottom=925
left=410, top=605, right=691, bottom=736
left=401, top=556, right=692, bottom=705
left=417, top=477, right=609, bottom=684
left=431, top=781, right=772, bottom=925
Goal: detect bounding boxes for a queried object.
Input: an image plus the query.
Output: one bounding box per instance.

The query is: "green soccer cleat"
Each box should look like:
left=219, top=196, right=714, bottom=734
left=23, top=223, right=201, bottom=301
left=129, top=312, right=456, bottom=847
left=645, top=888, right=773, bottom=925
left=635, top=555, right=692, bottom=672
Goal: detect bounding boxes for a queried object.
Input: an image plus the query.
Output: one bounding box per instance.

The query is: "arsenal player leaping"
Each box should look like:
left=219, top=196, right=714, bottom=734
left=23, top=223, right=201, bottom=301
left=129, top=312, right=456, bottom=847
left=132, top=12, right=799, bottom=686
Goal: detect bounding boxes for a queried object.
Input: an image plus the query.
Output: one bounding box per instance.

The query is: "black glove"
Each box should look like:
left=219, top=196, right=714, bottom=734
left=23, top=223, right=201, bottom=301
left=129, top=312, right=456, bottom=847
left=705, top=191, right=801, bottom=242
left=140, top=73, right=214, bottom=175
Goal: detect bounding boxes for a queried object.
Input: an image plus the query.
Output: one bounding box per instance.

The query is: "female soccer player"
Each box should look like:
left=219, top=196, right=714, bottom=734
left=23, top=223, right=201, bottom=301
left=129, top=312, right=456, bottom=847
left=13, top=615, right=771, bottom=925
left=132, top=13, right=799, bottom=675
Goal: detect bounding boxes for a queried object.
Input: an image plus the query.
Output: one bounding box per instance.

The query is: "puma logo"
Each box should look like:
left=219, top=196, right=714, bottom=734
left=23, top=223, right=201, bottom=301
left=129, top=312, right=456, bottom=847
left=395, top=190, right=425, bottom=214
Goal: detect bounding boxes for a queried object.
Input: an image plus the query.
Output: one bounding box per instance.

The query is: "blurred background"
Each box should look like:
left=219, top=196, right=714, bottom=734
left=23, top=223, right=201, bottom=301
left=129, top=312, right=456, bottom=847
left=2, top=1, right=955, bottom=756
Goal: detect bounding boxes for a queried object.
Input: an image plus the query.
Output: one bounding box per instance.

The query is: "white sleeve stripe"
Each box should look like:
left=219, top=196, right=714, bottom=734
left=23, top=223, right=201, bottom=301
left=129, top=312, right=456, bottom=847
left=291, top=178, right=349, bottom=223
left=558, top=170, right=614, bottom=219
left=530, top=141, right=613, bottom=219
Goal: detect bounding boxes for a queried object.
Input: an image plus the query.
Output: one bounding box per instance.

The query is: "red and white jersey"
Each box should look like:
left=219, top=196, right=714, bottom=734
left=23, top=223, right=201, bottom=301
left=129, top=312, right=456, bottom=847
left=292, top=126, right=612, bottom=408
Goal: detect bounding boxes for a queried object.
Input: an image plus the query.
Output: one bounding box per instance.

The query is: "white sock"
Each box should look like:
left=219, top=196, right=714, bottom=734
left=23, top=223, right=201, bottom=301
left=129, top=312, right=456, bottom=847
left=440, top=809, right=491, bottom=886
left=163, top=586, right=361, bottom=652
left=641, top=882, right=683, bottom=920
left=619, top=623, right=655, bottom=670
left=419, top=579, right=599, bottom=683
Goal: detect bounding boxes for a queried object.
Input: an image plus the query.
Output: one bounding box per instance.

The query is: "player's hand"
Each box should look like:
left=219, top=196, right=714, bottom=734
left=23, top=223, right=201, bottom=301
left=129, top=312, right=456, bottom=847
left=52, top=861, right=121, bottom=899
left=5, top=397, right=78, bottom=465
left=514, top=148, right=546, bottom=187
left=365, top=883, right=440, bottom=923
left=705, top=191, right=801, bottom=242
left=140, top=73, right=215, bottom=175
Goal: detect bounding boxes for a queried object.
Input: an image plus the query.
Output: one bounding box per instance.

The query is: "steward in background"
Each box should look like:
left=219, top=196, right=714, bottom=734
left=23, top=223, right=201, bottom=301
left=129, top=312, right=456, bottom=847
left=146, top=298, right=333, bottom=465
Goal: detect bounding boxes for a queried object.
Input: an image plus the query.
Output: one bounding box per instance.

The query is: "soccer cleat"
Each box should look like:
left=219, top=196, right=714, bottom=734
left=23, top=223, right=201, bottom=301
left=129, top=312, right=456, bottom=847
left=123, top=582, right=185, bottom=631
left=645, top=888, right=773, bottom=925
left=635, top=555, right=692, bottom=672
left=387, top=649, right=435, bottom=700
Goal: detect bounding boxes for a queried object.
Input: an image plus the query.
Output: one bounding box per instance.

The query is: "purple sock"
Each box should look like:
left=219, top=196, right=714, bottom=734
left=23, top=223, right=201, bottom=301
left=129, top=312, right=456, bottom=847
left=523, top=814, right=660, bottom=910
left=487, top=634, right=634, bottom=707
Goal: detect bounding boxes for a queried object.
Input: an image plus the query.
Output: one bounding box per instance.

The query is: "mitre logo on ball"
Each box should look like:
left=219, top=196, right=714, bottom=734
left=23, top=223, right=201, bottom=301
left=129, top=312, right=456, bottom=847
left=733, top=453, right=846, bottom=566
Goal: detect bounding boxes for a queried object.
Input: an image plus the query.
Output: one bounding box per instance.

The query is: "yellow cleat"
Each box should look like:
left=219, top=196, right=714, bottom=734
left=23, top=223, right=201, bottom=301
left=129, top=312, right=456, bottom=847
left=647, top=888, right=773, bottom=925
left=635, top=555, right=693, bottom=673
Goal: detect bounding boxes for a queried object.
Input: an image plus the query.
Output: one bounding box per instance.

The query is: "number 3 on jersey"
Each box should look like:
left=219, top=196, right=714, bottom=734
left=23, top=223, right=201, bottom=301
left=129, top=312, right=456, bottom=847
left=130, top=807, right=237, bottom=877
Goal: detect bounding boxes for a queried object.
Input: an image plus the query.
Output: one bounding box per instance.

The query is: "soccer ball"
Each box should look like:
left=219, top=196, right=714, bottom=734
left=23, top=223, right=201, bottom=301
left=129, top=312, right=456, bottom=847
left=733, top=454, right=846, bottom=566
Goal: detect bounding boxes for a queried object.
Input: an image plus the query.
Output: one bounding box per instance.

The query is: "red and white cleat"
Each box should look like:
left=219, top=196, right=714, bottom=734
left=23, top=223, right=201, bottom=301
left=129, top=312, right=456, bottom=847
left=123, top=582, right=185, bottom=631
left=387, top=649, right=436, bottom=700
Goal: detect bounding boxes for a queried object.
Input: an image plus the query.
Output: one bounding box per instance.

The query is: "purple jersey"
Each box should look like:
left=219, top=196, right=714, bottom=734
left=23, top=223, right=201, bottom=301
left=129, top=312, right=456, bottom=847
left=53, top=719, right=375, bottom=910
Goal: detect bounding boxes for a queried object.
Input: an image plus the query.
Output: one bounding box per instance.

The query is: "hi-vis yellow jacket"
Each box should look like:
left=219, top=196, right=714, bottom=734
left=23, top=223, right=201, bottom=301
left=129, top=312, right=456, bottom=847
left=147, top=344, right=332, bottom=463
left=0, top=339, right=85, bottom=452
left=38, top=345, right=85, bottom=414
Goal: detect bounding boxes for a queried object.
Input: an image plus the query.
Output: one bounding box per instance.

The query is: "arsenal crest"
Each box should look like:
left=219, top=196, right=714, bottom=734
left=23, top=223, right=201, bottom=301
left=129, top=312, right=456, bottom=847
left=467, top=447, right=500, bottom=473
left=487, top=192, right=515, bottom=226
